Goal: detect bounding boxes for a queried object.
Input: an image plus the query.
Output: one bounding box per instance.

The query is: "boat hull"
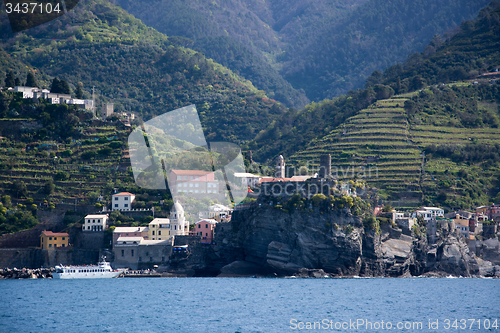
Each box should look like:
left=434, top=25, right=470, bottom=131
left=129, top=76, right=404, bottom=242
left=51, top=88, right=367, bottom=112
left=53, top=271, right=122, bottom=279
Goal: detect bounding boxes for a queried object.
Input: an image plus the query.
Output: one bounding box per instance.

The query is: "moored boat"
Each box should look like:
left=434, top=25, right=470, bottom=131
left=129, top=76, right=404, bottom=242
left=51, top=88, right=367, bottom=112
left=53, top=258, right=123, bottom=279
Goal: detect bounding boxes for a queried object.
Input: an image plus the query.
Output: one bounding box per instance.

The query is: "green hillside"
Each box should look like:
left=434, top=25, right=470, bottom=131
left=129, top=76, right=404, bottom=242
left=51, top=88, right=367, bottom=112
left=0, top=0, right=287, bottom=144
left=249, top=3, right=500, bottom=210
left=115, top=0, right=487, bottom=103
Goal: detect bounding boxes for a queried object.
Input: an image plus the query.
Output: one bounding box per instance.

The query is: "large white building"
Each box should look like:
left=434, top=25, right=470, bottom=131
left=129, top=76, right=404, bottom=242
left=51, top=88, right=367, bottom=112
left=234, top=172, right=262, bottom=188
left=112, top=192, right=135, bottom=210
left=83, top=214, right=109, bottom=232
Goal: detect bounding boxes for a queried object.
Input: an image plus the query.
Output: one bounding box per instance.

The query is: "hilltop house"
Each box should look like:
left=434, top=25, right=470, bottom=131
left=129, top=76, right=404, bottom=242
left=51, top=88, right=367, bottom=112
left=11, top=86, right=93, bottom=108
left=199, top=204, right=232, bottom=221
left=112, top=226, right=149, bottom=248
left=112, top=192, right=135, bottom=211
left=82, top=214, right=109, bottom=232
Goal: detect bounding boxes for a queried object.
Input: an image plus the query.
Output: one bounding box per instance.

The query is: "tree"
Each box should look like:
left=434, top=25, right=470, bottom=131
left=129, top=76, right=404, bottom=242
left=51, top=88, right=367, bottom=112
left=43, top=180, right=55, bottom=195
left=382, top=204, right=393, bottom=212
left=60, top=80, right=71, bottom=94
left=14, top=77, right=21, bottom=86
left=75, top=83, right=84, bottom=99
left=5, top=71, right=16, bottom=87
left=50, top=78, right=61, bottom=93
left=26, top=72, right=37, bottom=87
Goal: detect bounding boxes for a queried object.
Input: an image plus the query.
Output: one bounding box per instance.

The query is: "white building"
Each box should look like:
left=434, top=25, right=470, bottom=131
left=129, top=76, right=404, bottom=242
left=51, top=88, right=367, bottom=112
left=148, top=201, right=189, bottom=240
left=111, top=192, right=136, bottom=210
left=412, top=210, right=434, bottom=222
left=83, top=214, right=109, bottom=231
left=234, top=172, right=262, bottom=188
left=421, top=207, right=444, bottom=218
left=199, top=203, right=232, bottom=221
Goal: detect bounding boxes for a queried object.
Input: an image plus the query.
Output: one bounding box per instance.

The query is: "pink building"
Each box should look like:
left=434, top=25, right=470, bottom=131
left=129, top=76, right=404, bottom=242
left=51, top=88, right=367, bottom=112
left=112, top=227, right=148, bottom=247
left=168, top=170, right=219, bottom=195
left=194, top=219, right=217, bottom=244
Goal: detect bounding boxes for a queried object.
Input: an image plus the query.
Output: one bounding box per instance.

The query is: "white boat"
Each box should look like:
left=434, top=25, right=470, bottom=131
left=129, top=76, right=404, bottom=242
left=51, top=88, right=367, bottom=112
left=53, top=258, right=123, bottom=279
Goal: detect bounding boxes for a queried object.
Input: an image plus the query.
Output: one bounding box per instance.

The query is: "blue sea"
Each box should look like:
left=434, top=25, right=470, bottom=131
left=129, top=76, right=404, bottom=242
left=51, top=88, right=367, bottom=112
left=1, top=277, right=499, bottom=332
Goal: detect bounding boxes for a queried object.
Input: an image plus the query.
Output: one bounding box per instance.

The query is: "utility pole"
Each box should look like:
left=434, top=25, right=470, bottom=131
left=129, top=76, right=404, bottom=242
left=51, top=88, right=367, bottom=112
left=92, top=86, right=96, bottom=119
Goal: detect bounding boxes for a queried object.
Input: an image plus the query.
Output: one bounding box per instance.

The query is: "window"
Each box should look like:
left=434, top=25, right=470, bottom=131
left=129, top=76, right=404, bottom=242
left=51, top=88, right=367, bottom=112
left=206, top=224, right=208, bottom=228
left=124, top=204, right=128, bottom=207
left=195, top=183, right=199, bottom=187
left=62, top=237, right=65, bottom=240
left=49, top=237, right=52, bottom=240
left=115, top=197, right=118, bottom=201
left=177, top=176, right=182, bottom=180
left=93, top=219, right=95, bottom=223
left=152, top=231, right=155, bottom=235
left=121, top=250, right=124, bottom=257
left=124, top=197, right=128, bottom=201
left=198, top=224, right=201, bottom=228
left=150, top=257, right=153, bottom=262
left=195, top=176, right=199, bottom=180
left=189, top=183, right=193, bottom=187
left=49, top=244, right=52, bottom=247
left=159, top=230, right=161, bottom=235
left=189, top=176, right=193, bottom=180
left=206, top=233, right=208, bottom=237
left=183, top=176, right=188, bottom=180
left=114, top=204, right=118, bottom=207
left=139, top=257, right=142, bottom=262
left=54, top=237, right=57, bottom=240
left=98, top=219, right=101, bottom=223
left=131, top=250, right=134, bottom=257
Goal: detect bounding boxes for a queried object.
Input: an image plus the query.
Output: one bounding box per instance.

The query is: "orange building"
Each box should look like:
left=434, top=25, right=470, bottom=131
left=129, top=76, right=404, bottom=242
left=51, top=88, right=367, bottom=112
left=40, top=231, right=70, bottom=249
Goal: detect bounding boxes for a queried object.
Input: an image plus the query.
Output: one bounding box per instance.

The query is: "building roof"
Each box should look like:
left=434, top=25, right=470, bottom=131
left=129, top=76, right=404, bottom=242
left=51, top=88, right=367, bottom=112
left=421, top=207, right=443, bottom=211
left=113, top=192, right=135, bottom=196
left=149, top=218, right=171, bottom=225
left=196, top=219, right=218, bottom=225
left=116, top=236, right=143, bottom=243
left=85, top=214, right=109, bottom=219
left=171, top=201, right=184, bottom=214
left=234, top=172, right=262, bottom=178
left=113, top=227, right=148, bottom=233
left=170, top=170, right=213, bottom=175
left=41, top=231, right=69, bottom=237
left=140, top=239, right=171, bottom=245
left=259, top=177, right=305, bottom=183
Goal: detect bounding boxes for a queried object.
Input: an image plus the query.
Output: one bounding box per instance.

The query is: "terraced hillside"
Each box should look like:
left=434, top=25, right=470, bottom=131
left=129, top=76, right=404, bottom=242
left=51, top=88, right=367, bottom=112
left=290, top=82, right=500, bottom=209
left=290, top=94, right=423, bottom=206
left=0, top=120, right=135, bottom=206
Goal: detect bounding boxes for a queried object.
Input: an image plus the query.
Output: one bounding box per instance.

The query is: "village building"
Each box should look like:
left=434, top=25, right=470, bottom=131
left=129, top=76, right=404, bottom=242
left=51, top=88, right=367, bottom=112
left=112, top=226, right=149, bottom=248
left=168, top=170, right=220, bottom=194
left=234, top=172, right=262, bottom=188
left=199, top=204, right=232, bottom=221
left=111, top=192, right=135, bottom=211
left=82, top=214, right=109, bottom=232
left=194, top=219, right=218, bottom=244
left=40, top=231, right=70, bottom=249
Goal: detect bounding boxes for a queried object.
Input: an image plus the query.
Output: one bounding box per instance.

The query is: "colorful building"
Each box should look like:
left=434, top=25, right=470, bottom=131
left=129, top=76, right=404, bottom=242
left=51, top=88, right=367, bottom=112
left=40, top=231, right=70, bottom=249
left=195, top=219, right=218, bottom=244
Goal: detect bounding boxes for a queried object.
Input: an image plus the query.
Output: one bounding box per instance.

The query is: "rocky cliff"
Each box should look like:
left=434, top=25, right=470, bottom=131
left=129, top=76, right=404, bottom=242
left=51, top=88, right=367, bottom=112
left=181, top=205, right=497, bottom=277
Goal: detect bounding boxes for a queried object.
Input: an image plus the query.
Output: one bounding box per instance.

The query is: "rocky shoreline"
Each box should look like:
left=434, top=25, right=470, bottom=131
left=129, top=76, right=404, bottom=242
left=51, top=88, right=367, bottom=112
left=0, top=268, right=54, bottom=279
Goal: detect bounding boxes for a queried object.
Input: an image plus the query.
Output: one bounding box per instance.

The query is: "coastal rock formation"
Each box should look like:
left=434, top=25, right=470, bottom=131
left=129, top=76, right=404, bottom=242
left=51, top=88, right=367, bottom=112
left=202, top=205, right=483, bottom=277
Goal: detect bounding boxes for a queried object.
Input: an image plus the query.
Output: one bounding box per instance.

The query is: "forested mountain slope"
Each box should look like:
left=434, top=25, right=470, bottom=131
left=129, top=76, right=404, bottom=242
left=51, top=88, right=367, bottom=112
left=0, top=0, right=287, bottom=143
left=247, top=2, right=500, bottom=209
left=115, top=0, right=490, bottom=102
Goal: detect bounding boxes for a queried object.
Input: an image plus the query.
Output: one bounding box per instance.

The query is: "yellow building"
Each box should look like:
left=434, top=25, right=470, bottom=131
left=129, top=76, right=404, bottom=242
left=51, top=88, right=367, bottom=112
left=40, top=231, right=70, bottom=249
left=148, top=218, right=172, bottom=241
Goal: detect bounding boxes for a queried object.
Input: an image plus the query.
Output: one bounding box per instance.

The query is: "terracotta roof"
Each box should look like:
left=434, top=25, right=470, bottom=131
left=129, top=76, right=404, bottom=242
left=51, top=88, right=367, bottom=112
left=170, top=170, right=213, bottom=175
left=259, top=177, right=305, bottom=183
left=41, top=231, right=69, bottom=237
left=113, top=192, right=135, bottom=196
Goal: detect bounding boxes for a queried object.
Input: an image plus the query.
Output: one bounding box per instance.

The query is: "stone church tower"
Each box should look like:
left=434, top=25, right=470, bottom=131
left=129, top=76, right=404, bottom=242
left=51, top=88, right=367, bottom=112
left=170, top=201, right=188, bottom=235
left=276, top=155, right=285, bottom=178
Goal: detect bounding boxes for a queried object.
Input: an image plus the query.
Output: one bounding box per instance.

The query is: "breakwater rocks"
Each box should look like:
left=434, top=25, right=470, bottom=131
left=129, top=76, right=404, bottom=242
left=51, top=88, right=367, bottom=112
left=0, top=267, right=53, bottom=279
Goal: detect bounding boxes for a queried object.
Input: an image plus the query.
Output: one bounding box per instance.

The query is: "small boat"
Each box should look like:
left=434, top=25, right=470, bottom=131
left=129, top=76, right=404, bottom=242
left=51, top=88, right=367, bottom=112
left=52, top=257, right=123, bottom=279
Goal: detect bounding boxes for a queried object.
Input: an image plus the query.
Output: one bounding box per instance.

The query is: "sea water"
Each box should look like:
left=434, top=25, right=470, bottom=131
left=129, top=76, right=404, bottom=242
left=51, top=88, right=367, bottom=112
left=1, top=277, right=499, bottom=332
